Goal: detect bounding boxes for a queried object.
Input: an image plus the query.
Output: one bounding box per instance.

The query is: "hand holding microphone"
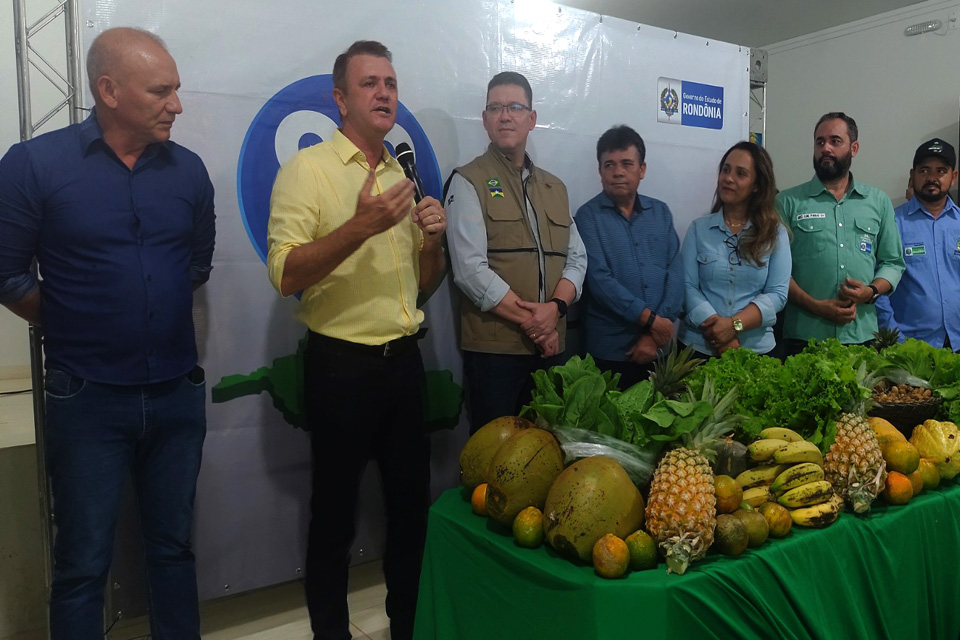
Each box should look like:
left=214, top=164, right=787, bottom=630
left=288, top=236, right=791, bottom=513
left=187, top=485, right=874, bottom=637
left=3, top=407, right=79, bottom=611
left=397, top=142, right=445, bottom=237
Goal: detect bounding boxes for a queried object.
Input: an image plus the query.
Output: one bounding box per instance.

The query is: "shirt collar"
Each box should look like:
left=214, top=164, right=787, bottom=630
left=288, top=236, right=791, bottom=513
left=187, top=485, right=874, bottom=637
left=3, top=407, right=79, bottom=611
left=597, top=190, right=649, bottom=215
left=78, top=109, right=171, bottom=161
left=707, top=210, right=754, bottom=233
left=804, top=173, right=867, bottom=199
left=903, top=195, right=960, bottom=219
left=485, top=143, right=533, bottom=176
left=331, top=129, right=400, bottom=171
left=78, top=111, right=103, bottom=152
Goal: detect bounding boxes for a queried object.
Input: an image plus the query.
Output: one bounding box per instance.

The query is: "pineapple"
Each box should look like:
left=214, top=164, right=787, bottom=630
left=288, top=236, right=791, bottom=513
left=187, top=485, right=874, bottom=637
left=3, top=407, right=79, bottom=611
left=871, top=326, right=901, bottom=352
left=824, top=362, right=886, bottom=514
left=824, top=412, right=887, bottom=514
left=649, top=343, right=705, bottom=399
left=645, top=377, right=739, bottom=575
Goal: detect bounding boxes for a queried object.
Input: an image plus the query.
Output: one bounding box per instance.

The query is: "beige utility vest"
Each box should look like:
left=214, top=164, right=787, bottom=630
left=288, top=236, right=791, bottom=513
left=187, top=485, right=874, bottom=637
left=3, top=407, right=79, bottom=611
left=453, top=146, right=572, bottom=355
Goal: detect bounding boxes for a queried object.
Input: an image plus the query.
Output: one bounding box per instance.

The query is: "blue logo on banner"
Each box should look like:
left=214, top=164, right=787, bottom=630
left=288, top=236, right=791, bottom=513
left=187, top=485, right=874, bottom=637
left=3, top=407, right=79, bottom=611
left=237, top=75, right=442, bottom=263
left=680, top=81, right=723, bottom=129
left=658, top=77, right=724, bottom=130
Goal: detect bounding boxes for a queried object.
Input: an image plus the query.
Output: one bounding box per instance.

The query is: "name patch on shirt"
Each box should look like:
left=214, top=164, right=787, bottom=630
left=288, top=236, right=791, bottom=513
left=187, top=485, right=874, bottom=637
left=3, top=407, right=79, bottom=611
left=904, top=243, right=926, bottom=257
left=796, top=213, right=826, bottom=221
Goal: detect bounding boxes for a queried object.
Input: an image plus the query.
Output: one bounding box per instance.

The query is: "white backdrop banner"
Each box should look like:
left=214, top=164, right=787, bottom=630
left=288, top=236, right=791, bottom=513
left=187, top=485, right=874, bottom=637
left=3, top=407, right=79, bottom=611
left=79, top=0, right=750, bottom=602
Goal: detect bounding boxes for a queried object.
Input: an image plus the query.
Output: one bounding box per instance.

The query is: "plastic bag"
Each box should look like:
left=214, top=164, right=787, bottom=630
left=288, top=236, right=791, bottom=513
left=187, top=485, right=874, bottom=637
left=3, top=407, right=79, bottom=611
left=546, top=424, right=655, bottom=486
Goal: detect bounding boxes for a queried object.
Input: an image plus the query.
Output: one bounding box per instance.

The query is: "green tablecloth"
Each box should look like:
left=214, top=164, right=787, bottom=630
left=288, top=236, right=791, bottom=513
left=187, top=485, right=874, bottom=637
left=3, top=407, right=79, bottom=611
left=414, top=483, right=960, bottom=640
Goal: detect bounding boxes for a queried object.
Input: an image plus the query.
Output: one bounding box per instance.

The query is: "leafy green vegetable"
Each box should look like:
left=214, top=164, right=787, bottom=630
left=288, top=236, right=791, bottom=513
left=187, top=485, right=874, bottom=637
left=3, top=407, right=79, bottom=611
left=522, top=355, right=625, bottom=437
left=686, top=349, right=781, bottom=439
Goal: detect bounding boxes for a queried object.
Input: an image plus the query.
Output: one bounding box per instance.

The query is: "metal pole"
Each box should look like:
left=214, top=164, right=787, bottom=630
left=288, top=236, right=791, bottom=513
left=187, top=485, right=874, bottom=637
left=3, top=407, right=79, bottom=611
left=12, top=2, right=84, bottom=635
left=12, top=0, right=32, bottom=141
left=64, top=0, right=83, bottom=122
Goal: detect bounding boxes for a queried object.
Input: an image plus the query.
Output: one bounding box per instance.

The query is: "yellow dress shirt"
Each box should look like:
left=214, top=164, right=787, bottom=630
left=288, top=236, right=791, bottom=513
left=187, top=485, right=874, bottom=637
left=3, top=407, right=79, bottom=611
left=267, top=129, right=423, bottom=345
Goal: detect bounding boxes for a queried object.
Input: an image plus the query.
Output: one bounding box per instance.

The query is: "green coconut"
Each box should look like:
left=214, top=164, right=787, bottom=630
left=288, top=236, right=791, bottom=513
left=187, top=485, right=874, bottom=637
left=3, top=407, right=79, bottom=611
left=485, top=428, right=564, bottom=527
left=543, top=456, right=644, bottom=562
left=459, top=416, right=533, bottom=490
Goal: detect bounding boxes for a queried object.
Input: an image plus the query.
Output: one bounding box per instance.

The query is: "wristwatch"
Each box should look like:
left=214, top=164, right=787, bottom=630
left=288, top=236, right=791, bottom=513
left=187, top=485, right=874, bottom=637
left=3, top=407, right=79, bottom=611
left=550, top=297, right=568, bottom=318
left=732, top=316, right=744, bottom=333
left=867, top=284, right=881, bottom=304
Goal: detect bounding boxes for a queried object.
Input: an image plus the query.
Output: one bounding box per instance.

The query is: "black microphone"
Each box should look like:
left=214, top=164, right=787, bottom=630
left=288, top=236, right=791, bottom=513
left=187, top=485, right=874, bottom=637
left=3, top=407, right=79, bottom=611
left=395, top=142, right=425, bottom=204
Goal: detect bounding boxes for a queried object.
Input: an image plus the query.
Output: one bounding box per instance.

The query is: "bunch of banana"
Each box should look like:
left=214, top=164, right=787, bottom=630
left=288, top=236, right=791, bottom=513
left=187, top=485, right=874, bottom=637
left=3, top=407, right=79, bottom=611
left=737, top=428, right=841, bottom=527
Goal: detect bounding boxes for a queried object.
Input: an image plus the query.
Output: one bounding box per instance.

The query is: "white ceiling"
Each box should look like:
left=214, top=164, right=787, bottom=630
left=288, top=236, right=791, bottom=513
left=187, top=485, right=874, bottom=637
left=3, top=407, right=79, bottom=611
left=557, top=0, right=929, bottom=47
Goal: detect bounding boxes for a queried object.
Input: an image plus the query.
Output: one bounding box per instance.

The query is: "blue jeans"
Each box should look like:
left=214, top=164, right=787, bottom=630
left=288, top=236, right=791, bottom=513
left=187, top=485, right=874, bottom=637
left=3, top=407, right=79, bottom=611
left=462, top=351, right=566, bottom=434
left=43, top=367, right=206, bottom=640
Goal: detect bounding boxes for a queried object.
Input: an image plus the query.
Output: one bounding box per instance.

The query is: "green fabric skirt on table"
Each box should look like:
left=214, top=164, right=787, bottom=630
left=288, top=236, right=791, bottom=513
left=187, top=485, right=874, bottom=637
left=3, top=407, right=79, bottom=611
left=414, top=483, right=960, bottom=640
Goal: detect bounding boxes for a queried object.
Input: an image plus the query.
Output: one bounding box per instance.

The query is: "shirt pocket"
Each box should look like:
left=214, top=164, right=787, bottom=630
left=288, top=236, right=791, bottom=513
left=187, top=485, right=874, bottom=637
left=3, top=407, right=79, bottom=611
left=697, top=251, right=721, bottom=282
left=541, top=190, right=572, bottom=254
left=853, top=215, right=879, bottom=255
left=485, top=196, right=528, bottom=250
left=792, top=215, right=830, bottom=255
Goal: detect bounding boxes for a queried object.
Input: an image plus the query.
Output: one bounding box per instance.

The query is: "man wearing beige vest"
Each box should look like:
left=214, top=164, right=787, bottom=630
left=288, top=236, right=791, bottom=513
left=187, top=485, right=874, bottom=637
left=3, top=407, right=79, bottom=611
left=445, top=71, right=587, bottom=433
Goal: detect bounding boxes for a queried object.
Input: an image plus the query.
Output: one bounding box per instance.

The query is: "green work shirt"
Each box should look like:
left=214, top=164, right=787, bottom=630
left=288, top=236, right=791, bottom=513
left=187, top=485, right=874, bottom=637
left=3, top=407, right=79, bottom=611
left=776, top=175, right=904, bottom=343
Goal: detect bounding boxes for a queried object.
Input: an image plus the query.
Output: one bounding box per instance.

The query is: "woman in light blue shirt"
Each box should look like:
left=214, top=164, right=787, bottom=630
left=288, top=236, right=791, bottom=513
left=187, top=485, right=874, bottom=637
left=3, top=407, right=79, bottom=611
left=679, top=141, right=791, bottom=356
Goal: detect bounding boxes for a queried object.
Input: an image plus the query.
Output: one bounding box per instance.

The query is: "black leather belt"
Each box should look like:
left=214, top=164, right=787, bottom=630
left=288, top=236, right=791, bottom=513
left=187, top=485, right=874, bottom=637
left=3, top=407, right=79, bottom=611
left=308, top=327, right=427, bottom=358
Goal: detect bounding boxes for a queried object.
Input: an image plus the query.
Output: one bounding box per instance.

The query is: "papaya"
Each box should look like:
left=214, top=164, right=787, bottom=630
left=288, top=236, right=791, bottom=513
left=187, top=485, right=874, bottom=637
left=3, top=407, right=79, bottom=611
left=868, top=416, right=906, bottom=449
left=459, top=416, right=532, bottom=490
left=485, top=428, right=564, bottom=527
left=543, top=456, right=644, bottom=562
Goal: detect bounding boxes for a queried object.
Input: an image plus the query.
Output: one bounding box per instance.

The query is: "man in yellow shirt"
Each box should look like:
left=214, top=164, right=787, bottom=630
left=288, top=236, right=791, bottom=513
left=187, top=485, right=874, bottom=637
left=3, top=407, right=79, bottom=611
left=266, top=40, right=446, bottom=640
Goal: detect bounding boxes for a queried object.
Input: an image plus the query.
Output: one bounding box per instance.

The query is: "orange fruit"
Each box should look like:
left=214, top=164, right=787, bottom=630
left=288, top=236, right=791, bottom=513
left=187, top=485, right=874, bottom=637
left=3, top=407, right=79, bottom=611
left=917, top=458, right=940, bottom=491
left=512, top=506, right=544, bottom=548
left=714, top=514, right=748, bottom=556
left=882, top=440, right=920, bottom=475
left=471, top=483, right=489, bottom=516
left=733, top=509, right=769, bottom=548
left=624, top=530, right=657, bottom=571
left=758, top=502, right=793, bottom=538
left=714, top=475, right=743, bottom=514
left=906, top=470, right=924, bottom=497
left=881, top=471, right=913, bottom=506
left=592, top=533, right=630, bottom=579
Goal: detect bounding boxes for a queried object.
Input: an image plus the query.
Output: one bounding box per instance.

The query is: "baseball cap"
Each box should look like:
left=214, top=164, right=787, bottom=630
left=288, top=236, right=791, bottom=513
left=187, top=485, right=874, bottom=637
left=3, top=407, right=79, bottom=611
left=913, top=138, right=956, bottom=169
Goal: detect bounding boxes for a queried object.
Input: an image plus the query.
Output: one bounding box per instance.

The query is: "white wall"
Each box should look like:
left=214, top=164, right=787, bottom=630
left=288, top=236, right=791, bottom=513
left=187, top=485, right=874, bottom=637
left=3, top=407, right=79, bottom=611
left=765, top=0, right=960, bottom=203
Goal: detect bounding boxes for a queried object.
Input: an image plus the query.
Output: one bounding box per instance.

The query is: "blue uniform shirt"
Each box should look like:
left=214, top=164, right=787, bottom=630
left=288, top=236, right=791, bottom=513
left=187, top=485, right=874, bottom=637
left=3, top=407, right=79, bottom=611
left=575, top=191, right=683, bottom=361
left=678, top=213, right=791, bottom=355
left=876, top=196, right=960, bottom=349
left=0, top=112, right=215, bottom=384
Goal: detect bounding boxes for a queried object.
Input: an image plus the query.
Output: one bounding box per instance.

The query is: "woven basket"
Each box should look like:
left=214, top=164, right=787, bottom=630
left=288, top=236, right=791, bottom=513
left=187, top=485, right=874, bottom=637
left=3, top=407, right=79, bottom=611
left=868, top=397, right=942, bottom=438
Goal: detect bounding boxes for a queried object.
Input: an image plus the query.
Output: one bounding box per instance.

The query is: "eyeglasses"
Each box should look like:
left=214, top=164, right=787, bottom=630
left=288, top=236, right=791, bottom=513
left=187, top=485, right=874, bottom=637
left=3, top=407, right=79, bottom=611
left=722, top=231, right=742, bottom=266
left=484, top=103, right=532, bottom=116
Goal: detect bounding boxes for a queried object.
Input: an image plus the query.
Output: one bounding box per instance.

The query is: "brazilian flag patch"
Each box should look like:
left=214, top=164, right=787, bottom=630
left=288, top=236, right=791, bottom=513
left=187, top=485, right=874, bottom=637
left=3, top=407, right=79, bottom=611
left=487, top=177, right=503, bottom=197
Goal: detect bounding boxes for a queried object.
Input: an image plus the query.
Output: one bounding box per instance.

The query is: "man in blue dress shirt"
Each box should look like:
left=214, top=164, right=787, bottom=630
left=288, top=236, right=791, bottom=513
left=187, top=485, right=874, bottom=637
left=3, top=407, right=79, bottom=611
left=0, top=28, right=215, bottom=639
left=575, top=125, right=683, bottom=388
left=877, top=138, right=959, bottom=350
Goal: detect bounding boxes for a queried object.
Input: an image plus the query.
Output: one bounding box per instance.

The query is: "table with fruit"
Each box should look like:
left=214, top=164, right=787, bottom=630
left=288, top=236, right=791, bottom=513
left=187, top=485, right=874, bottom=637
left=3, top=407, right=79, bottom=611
left=413, top=337, right=960, bottom=640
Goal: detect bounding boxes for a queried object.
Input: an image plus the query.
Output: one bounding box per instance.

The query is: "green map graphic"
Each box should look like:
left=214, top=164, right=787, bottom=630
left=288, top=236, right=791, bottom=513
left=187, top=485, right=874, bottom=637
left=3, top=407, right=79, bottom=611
left=212, top=333, right=463, bottom=431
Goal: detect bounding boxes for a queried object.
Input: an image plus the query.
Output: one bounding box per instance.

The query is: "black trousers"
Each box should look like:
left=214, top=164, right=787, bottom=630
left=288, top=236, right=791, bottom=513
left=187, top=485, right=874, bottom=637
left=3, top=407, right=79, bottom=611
left=303, top=334, right=431, bottom=640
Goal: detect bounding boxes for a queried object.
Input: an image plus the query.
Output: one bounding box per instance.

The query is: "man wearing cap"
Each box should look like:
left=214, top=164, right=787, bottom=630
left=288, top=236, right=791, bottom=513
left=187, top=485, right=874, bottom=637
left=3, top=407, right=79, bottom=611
left=876, top=139, right=960, bottom=350
left=776, top=112, right=904, bottom=356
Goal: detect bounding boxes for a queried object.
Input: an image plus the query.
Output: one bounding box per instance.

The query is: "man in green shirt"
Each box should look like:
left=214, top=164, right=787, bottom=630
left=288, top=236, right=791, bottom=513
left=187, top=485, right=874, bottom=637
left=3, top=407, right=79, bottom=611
left=776, top=112, right=904, bottom=357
